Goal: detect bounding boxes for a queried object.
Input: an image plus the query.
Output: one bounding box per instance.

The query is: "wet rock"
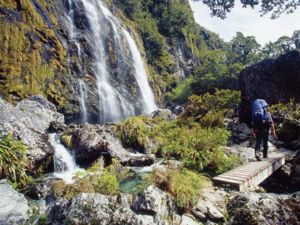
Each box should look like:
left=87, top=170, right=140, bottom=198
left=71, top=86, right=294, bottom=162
left=120, top=154, right=155, bottom=167
left=132, top=185, right=176, bottom=218
left=239, top=50, right=300, bottom=124
left=0, top=180, right=29, bottom=225
left=47, top=199, right=70, bottom=225
left=227, top=192, right=300, bottom=225
left=0, top=96, right=64, bottom=174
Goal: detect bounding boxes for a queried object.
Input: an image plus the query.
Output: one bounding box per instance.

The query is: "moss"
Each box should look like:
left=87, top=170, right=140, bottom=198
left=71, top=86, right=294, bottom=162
left=60, top=135, right=73, bottom=149
left=116, top=116, right=150, bottom=150
left=0, top=0, right=67, bottom=106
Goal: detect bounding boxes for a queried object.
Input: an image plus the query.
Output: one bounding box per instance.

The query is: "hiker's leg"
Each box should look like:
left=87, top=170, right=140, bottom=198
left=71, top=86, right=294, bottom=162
left=255, top=131, right=262, bottom=156
left=262, top=130, right=269, bottom=158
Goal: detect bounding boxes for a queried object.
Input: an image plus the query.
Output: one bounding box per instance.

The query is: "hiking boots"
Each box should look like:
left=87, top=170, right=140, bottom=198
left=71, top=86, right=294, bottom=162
left=255, top=152, right=262, bottom=161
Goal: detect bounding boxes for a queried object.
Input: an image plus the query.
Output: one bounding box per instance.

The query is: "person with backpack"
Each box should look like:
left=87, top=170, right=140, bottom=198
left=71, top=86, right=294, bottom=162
left=251, top=99, right=277, bottom=161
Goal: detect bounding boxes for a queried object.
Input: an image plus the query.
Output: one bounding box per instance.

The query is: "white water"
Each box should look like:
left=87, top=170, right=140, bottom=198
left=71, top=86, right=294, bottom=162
left=67, top=0, right=157, bottom=123
left=123, top=29, right=157, bottom=113
left=67, top=0, right=88, bottom=123
left=78, top=80, right=88, bottom=123
left=81, top=0, right=136, bottom=123
left=49, top=133, right=81, bottom=183
left=98, top=1, right=157, bottom=113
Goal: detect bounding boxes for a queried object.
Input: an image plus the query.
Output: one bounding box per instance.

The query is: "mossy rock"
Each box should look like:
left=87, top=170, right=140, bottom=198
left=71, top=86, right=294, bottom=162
left=60, top=134, right=73, bottom=149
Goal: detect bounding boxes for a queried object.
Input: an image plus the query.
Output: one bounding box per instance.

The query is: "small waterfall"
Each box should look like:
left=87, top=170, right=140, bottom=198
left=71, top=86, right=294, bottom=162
left=79, top=80, right=88, bottom=122
left=49, top=133, right=81, bottom=183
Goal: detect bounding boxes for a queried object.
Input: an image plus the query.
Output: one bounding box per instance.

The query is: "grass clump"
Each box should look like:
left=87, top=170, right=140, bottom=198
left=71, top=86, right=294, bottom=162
left=117, top=116, right=150, bottom=150
left=51, top=159, right=125, bottom=199
left=0, top=132, right=29, bottom=188
left=151, top=168, right=207, bottom=210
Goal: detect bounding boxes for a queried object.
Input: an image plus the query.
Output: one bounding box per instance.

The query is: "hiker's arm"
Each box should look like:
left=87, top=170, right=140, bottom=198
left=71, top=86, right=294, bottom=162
left=270, top=113, right=278, bottom=139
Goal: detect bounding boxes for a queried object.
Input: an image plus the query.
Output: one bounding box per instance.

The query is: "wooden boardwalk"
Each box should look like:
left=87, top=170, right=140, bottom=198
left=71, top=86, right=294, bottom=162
left=212, top=152, right=286, bottom=191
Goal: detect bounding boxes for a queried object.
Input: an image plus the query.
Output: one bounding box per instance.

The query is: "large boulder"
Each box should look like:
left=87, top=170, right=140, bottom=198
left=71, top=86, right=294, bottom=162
left=131, top=185, right=176, bottom=219
left=0, top=180, right=29, bottom=225
left=239, top=50, right=300, bottom=124
left=0, top=96, right=64, bottom=173
left=64, top=123, right=155, bottom=167
left=227, top=192, right=300, bottom=225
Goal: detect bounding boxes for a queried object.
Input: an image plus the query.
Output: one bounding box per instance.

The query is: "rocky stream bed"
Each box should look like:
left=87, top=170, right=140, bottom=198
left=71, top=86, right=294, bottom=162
left=1, top=96, right=300, bottom=225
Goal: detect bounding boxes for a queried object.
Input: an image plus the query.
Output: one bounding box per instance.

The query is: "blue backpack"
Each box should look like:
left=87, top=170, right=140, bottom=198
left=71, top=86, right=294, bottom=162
left=251, top=99, right=270, bottom=123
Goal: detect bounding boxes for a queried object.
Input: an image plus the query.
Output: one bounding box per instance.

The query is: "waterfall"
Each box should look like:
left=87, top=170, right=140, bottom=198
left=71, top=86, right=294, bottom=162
left=49, top=133, right=81, bottom=183
left=79, top=80, right=88, bottom=123
left=68, top=0, right=157, bottom=123
left=123, top=29, right=157, bottom=113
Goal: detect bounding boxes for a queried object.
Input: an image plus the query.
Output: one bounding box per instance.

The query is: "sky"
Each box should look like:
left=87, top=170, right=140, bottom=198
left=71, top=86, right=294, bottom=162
left=189, top=0, right=300, bottom=45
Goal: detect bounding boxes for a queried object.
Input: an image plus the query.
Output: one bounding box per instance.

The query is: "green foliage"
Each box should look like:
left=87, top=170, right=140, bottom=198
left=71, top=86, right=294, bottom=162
left=151, top=168, right=207, bottom=210
left=153, top=121, right=230, bottom=171
left=167, top=76, right=193, bottom=103
left=199, top=0, right=300, bottom=19
left=209, top=148, right=243, bottom=174
left=185, top=89, right=241, bottom=118
left=27, top=206, right=48, bottom=225
left=0, top=133, right=29, bottom=188
left=94, top=168, right=119, bottom=195
left=199, top=110, right=225, bottom=128
left=51, top=160, right=124, bottom=199
left=117, top=116, right=150, bottom=150
left=0, top=0, right=68, bottom=107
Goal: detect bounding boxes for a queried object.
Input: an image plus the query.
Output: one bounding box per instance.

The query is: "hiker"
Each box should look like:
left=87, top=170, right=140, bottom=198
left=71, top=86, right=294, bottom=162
left=251, top=99, right=277, bottom=160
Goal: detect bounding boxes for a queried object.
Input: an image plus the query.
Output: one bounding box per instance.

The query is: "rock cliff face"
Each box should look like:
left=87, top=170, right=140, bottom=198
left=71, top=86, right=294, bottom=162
left=0, top=0, right=216, bottom=123
left=0, top=96, right=64, bottom=173
left=239, top=50, right=300, bottom=124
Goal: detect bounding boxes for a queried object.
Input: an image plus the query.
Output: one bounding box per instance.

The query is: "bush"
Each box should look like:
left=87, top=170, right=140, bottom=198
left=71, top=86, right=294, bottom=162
left=209, top=148, right=243, bottom=174
left=117, top=116, right=149, bottom=150
left=153, top=121, right=230, bottom=172
left=94, top=169, right=119, bottom=195
left=0, top=132, right=29, bottom=187
left=185, top=89, right=240, bottom=118
left=151, top=168, right=207, bottom=210
left=199, top=110, right=225, bottom=128
left=167, top=76, right=193, bottom=103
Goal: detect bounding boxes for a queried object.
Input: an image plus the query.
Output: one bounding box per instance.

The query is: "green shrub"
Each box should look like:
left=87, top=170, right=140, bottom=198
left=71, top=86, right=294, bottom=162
left=153, top=122, right=230, bottom=172
left=209, top=148, right=243, bottom=174
left=167, top=76, right=193, bottom=103
left=199, top=110, right=225, bottom=128
left=0, top=132, right=29, bottom=187
left=117, top=116, right=149, bottom=150
left=151, top=168, right=207, bottom=210
left=95, top=169, right=119, bottom=195
left=185, top=89, right=240, bottom=118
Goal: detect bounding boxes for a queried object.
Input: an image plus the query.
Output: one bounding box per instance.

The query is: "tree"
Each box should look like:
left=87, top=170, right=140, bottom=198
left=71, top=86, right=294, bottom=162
left=193, top=0, right=300, bottom=19
left=230, top=32, right=261, bottom=65
left=292, top=30, right=300, bottom=49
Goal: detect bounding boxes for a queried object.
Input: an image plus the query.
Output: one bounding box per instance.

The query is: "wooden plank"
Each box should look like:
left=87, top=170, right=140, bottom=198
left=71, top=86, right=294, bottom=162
left=212, top=153, right=286, bottom=191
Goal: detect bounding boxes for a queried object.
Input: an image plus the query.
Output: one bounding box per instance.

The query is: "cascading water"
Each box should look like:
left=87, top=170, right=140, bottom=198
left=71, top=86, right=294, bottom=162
left=78, top=80, right=88, bottom=122
left=49, top=133, right=81, bottom=183
left=67, top=0, right=157, bottom=123
left=123, top=29, right=157, bottom=113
